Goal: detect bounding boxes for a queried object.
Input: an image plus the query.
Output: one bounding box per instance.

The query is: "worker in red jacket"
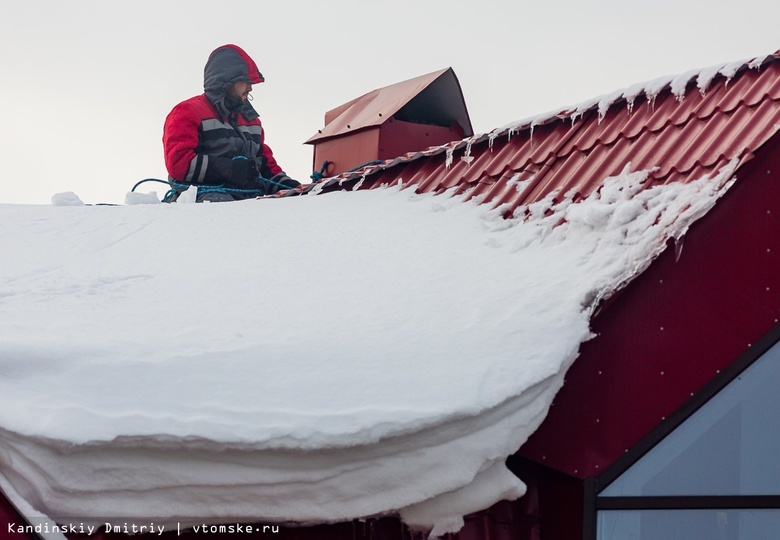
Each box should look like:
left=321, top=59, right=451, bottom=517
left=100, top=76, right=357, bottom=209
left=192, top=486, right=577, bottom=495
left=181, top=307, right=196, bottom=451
left=163, top=44, right=300, bottom=202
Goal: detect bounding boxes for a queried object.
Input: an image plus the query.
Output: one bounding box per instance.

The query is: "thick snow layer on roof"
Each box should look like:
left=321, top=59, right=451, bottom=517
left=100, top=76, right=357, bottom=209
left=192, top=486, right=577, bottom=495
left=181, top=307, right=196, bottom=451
left=0, top=163, right=736, bottom=537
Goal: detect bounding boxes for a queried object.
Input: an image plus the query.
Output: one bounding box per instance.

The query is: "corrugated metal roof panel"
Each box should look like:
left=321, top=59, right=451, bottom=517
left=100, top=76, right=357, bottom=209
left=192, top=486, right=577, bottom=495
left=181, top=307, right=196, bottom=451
left=317, top=54, right=780, bottom=216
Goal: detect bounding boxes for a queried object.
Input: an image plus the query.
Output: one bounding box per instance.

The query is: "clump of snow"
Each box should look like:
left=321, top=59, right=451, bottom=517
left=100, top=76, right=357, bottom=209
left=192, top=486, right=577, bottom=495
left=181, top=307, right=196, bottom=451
left=696, top=63, right=730, bottom=95
left=176, top=185, right=198, bottom=203
left=51, top=191, right=84, bottom=206
left=748, top=54, right=770, bottom=70
left=0, top=164, right=736, bottom=537
left=670, top=68, right=703, bottom=101
left=124, top=191, right=161, bottom=205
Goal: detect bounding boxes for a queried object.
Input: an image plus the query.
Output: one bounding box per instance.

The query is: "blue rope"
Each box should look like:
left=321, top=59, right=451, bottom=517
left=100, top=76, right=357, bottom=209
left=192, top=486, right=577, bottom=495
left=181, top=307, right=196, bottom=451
left=131, top=178, right=172, bottom=192
left=310, top=161, right=330, bottom=182
left=131, top=176, right=295, bottom=203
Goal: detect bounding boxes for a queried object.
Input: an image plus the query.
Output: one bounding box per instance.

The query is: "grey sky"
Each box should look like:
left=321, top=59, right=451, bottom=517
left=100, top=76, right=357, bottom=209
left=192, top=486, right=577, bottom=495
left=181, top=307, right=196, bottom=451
left=1, top=0, right=778, bottom=204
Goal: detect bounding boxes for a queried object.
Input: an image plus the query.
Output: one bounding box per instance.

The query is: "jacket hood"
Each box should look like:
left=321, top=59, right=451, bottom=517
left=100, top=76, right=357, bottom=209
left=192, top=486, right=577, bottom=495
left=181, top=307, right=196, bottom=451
left=204, top=44, right=264, bottom=120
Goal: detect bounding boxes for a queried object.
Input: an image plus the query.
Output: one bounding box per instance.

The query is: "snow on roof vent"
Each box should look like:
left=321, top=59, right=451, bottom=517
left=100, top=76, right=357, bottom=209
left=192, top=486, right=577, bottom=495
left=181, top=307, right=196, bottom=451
left=306, top=68, right=473, bottom=176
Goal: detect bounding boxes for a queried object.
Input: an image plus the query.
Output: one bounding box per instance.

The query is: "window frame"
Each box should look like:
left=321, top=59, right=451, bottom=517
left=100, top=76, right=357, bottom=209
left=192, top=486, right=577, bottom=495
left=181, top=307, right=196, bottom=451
left=584, top=322, right=780, bottom=540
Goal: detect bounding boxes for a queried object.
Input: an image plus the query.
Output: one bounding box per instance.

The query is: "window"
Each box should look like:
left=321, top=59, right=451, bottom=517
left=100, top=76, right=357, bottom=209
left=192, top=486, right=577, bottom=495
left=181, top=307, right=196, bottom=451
left=593, top=335, right=780, bottom=539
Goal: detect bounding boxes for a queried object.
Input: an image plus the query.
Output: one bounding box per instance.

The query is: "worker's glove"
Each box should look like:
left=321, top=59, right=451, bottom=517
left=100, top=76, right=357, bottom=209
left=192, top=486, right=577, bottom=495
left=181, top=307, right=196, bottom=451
left=204, top=156, right=259, bottom=190
left=268, top=173, right=301, bottom=191
left=228, top=157, right=260, bottom=190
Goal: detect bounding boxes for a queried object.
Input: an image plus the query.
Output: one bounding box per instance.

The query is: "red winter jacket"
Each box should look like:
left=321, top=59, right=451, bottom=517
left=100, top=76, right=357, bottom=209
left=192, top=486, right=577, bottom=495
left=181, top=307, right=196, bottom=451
left=163, top=45, right=283, bottom=184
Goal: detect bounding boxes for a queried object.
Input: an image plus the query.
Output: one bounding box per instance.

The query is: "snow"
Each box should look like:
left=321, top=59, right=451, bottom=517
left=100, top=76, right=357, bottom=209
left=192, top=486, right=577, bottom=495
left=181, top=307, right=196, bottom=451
left=0, top=163, right=736, bottom=537
left=51, top=192, right=85, bottom=207
left=124, top=190, right=161, bottom=205
left=487, top=53, right=769, bottom=142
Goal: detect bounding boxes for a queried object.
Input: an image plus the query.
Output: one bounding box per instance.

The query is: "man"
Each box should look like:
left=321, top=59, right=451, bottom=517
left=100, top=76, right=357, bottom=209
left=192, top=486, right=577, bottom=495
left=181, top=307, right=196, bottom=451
left=163, top=44, right=300, bottom=202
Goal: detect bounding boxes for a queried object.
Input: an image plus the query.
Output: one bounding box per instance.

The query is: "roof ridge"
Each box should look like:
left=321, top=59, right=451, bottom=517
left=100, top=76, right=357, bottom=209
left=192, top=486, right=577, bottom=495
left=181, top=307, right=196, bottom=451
left=492, top=52, right=779, bottom=140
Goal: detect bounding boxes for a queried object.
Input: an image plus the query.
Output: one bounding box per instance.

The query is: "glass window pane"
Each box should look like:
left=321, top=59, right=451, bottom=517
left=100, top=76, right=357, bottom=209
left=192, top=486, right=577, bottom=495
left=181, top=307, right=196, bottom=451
left=602, top=340, right=780, bottom=496
left=598, top=509, right=780, bottom=540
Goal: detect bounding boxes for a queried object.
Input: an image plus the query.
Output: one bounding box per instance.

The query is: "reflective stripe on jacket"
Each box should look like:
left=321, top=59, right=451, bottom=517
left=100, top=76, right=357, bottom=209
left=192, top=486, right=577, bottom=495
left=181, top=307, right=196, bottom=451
left=163, top=93, right=282, bottom=183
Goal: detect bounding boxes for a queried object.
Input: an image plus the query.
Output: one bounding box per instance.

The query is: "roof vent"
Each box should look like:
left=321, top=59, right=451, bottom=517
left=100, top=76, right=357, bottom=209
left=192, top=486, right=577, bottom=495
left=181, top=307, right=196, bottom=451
left=306, top=68, right=473, bottom=176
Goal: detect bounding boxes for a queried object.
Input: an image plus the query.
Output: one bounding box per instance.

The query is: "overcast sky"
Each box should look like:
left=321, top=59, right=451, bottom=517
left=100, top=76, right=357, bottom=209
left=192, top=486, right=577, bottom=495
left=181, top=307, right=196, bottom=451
left=1, top=0, right=778, bottom=204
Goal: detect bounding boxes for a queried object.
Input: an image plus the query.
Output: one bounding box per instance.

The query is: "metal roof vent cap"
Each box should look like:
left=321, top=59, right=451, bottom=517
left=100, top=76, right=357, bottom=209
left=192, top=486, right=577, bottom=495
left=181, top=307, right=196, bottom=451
left=306, top=68, right=473, bottom=177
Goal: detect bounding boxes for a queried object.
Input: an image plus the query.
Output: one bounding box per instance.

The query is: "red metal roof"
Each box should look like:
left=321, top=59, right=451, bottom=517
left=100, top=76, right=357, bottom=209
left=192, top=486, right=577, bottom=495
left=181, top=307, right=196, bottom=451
left=319, top=52, right=780, bottom=215
left=311, top=48, right=780, bottom=487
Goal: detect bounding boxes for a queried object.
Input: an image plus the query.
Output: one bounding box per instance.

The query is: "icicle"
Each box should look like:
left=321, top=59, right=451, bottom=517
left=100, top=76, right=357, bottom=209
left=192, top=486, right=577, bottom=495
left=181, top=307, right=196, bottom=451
left=353, top=173, right=367, bottom=191
left=748, top=55, right=769, bottom=70
left=674, top=235, right=685, bottom=262
left=622, top=82, right=645, bottom=117
left=718, top=60, right=744, bottom=88
left=670, top=69, right=701, bottom=101
left=647, top=94, right=657, bottom=111
left=643, top=75, right=674, bottom=110
left=696, top=63, right=727, bottom=96
left=488, top=132, right=497, bottom=150
left=597, top=105, right=608, bottom=124
left=461, top=139, right=474, bottom=165
left=596, top=90, right=625, bottom=124
left=445, top=147, right=455, bottom=169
